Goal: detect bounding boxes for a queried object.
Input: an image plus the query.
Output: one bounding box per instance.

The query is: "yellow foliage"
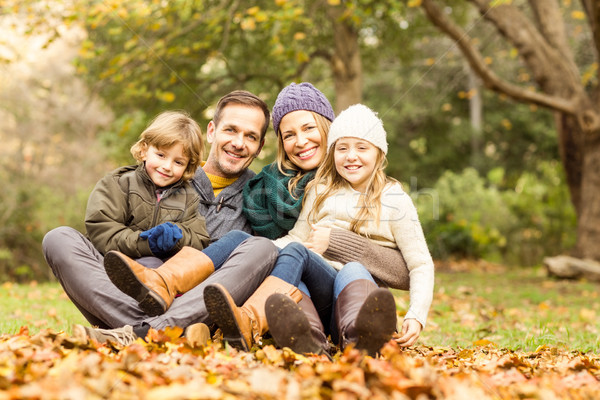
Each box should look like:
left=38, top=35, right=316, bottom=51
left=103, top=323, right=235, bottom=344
left=247, top=6, right=260, bottom=15
left=294, top=32, right=306, bottom=40
left=407, top=0, right=422, bottom=7
left=327, top=0, right=341, bottom=5
left=158, top=92, right=176, bottom=102
left=581, top=62, right=598, bottom=86
left=501, top=118, right=512, bottom=130
left=241, top=18, right=256, bottom=31
left=571, top=10, right=585, bottom=20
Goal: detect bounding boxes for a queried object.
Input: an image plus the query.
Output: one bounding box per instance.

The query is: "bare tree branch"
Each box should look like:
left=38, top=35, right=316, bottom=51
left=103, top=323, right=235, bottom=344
left=420, top=0, right=577, bottom=114
left=470, top=0, right=580, bottom=95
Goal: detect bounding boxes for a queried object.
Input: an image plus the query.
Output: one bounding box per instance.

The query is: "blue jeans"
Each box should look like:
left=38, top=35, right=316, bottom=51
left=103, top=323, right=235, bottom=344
left=202, top=230, right=252, bottom=270
left=333, top=262, right=376, bottom=301
left=271, top=242, right=338, bottom=334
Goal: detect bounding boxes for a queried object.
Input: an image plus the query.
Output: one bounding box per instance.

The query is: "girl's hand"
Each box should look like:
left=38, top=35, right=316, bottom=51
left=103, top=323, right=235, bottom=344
left=395, top=319, right=422, bottom=347
left=304, top=225, right=331, bottom=255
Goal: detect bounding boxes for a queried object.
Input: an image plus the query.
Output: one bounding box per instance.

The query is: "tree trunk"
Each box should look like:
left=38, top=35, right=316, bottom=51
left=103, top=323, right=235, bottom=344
left=327, top=6, right=362, bottom=113
left=421, top=0, right=600, bottom=262
left=576, top=134, right=600, bottom=259
left=466, top=60, right=483, bottom=168
left=555, top=112, right=583, bottom=217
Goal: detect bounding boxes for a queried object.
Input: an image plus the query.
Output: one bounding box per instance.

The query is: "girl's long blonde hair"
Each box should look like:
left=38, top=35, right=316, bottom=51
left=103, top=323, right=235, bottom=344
left=276, top=111, right=332, bottom=197
left=306, top=141, right=398, bottom=233
left=130, top=110, right=204, bottom=181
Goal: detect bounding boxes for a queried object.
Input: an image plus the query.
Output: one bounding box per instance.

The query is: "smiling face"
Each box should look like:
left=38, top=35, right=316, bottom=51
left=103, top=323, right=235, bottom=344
left=333, top=137, right=380, bottom=193
left=280, top=110, right=325, bottom=172
left=142, top=143, right=190, bottom=187
left=203, top=104, right=266, bottom=178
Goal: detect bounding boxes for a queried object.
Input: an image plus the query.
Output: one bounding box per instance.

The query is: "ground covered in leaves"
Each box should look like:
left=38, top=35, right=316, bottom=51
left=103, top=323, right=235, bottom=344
left=1, top=325, right=599, bottom=399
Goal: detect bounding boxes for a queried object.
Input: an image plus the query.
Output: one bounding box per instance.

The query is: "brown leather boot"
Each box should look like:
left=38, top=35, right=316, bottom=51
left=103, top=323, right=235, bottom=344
left=266, top=292, right=330, bottom=356
left=204, top=276, right=303, bottom=351
left=335, top=279, right=397, bottom=357
left=104, top=247, right=214, bottom=316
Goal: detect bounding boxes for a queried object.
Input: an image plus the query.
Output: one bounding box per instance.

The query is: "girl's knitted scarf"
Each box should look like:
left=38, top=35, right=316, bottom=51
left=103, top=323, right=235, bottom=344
left=242, top=163, right=315, bottom=239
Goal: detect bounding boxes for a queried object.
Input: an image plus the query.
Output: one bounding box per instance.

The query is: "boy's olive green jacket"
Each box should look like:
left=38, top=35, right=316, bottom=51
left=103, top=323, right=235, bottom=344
left=85, top=164, right=209, bottom=258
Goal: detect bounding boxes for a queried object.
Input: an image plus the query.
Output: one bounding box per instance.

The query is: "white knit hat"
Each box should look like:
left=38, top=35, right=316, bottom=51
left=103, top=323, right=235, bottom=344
left=327, top=104, right=388, bottom=154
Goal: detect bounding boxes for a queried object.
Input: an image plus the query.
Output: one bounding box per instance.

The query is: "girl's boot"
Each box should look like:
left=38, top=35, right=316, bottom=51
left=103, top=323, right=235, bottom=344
left=104, top=247, right=214, bottom=316
left=335, top=279, right=397, bottom=357
left=265, top=292, right=330, bottom=356
left=204, top=276, right=303, bottom=351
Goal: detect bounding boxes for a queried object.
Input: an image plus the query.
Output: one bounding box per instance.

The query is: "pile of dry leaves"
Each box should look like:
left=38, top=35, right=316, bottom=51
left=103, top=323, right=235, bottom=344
left=1, top=326, right=599, bottom=399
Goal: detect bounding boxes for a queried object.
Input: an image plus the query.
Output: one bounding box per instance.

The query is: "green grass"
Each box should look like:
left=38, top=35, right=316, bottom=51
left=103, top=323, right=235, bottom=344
left=405, top=263, right=600, bottom=352
left=1, top=265, right=599, bottom=352
left=0, top=281, right=86, bottom=335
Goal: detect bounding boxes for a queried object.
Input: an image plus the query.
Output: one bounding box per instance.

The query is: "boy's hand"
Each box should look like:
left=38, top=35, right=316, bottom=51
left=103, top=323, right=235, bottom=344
left=304, top=224, right=331, bottom=255
left=140, top=222, right=182, bottom=256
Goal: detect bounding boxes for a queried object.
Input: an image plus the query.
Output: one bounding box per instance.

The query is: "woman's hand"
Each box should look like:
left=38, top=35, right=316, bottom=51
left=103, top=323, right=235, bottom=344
left=304, top=225, right=331, bottom=255
left=395, top=319, right=422, bottom=347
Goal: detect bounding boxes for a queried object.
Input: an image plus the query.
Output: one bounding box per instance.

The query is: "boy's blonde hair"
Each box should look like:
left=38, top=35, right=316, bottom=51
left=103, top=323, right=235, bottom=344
left=307, top=142, right=397, bottom=233
left=130, top=110, right=204, bottom=181
left=276, top=112, right=332, bottom=197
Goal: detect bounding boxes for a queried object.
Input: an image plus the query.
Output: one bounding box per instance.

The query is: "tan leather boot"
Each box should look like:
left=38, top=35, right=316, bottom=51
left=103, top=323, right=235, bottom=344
left=266, top=292, right=330, bottom=356
left=204, top=276, right=303, bottom=351
left=335, top=280, right=397, bottom=357
left=104, top=246, right=214, bottom=316
left=185, top=323, right=211, bottom=347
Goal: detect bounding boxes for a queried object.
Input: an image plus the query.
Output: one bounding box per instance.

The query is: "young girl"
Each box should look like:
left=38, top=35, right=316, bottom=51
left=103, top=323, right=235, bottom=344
left=87, top=110, right=250, bottom=318
left=205, top=104, right=434, bottom=356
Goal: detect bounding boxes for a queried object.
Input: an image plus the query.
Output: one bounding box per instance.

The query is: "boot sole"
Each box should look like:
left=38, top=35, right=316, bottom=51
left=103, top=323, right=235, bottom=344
left=204, top=285, right=249, bottom=351
left=355, top=288, right=397, bottom=357
left=104, top=252, right=167, bottom=317
left=266, top=293, right=323, bottom=355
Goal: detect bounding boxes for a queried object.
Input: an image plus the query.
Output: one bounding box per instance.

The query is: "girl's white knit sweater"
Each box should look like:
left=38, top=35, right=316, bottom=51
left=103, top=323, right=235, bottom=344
left=273, top=182, right=435, bottom=328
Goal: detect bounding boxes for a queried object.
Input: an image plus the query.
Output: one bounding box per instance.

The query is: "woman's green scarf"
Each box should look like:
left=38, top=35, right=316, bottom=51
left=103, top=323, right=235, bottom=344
left=242, top=163, right=315, bottom=239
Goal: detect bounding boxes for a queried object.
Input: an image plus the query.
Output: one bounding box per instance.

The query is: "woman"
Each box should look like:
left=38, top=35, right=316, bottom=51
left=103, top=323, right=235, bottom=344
left=205, top=84, right=412, bottom=355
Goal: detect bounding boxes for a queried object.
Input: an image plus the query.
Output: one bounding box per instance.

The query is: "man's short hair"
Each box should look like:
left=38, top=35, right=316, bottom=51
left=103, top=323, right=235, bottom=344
left=213, top=91, right=271, bottom=140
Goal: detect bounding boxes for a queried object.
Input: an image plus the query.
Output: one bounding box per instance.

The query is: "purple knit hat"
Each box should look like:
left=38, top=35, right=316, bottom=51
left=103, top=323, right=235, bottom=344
left=271, top=82, right=335, bottom=135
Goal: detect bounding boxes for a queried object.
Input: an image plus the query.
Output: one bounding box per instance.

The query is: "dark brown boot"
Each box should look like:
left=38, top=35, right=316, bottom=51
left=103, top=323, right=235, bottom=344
left=104, top=247, right=214, bottom=316
left=204, top=276, right=303, bottom=351
left=266, top=292, right=330, bottom=355
left=335, top=279, right=397, bottom=357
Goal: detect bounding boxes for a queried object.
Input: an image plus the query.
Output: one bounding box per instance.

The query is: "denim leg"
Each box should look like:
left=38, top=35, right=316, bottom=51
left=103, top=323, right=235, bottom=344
left=270, top=242, right=309, bottom=285
left=201, top=230, right=252, bottom=270
left=271, top=242, right=338, bottom=335
left=333, top=262, right=376, bottom=301
left=297, top=281, right=310, bottom=296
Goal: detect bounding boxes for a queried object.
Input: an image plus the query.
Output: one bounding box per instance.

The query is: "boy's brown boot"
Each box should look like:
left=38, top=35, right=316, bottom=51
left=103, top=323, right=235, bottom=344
left=104, top=247, right=214, bottom=316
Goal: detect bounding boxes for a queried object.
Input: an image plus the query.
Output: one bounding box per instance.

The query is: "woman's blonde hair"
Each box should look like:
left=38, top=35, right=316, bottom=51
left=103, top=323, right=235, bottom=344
left=130, top=110, right=204, bottom=181
left=307, top=141, right=397, bottom=233
left=275, top=111, right=332, bottom=197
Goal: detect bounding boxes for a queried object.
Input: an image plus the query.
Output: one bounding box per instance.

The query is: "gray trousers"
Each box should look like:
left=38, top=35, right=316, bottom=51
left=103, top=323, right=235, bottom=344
left=42, top=227, right=277, bottom=330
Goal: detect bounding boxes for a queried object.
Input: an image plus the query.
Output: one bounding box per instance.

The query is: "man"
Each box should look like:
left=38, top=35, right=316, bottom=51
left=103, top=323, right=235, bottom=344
left=43, top=90, right=275, bottom=344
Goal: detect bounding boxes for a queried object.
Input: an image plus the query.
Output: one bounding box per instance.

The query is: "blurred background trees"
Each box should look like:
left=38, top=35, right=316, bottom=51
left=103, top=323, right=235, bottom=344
left=1, top=0, right=588, bottom=281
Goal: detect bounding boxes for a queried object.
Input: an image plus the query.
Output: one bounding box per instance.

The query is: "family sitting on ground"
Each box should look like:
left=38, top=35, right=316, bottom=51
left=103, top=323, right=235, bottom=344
left=43, top=83, right=434, bottom=357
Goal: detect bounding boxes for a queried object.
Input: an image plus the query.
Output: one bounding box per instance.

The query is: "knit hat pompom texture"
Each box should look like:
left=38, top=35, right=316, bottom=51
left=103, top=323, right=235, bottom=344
left=327, top=104, right=388, bottom=155
left=271, top=82, right=335, bottom=135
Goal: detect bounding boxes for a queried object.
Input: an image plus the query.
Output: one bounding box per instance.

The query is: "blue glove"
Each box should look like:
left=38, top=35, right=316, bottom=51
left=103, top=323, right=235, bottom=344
left=140, top=222, right=183, bottom=257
